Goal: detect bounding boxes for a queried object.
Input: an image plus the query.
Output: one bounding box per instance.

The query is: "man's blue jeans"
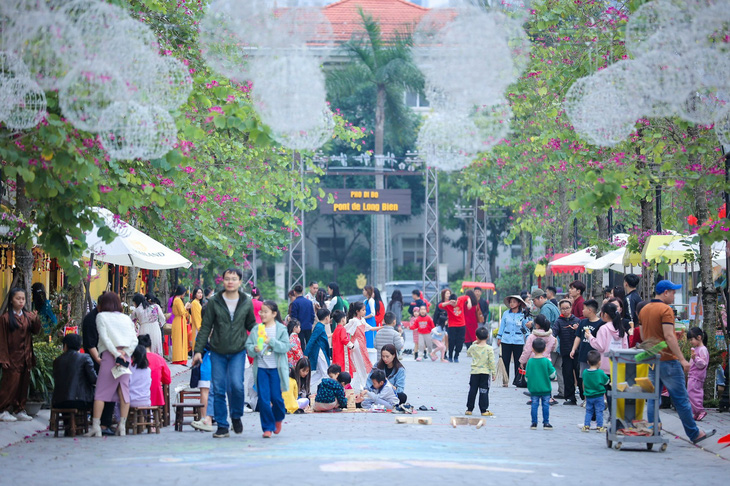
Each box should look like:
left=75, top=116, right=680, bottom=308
left=531, top=395, right=550, bottom=425
left=647, top=359, right=700, bottom=441
left=209, top=349, right=246, bottom=429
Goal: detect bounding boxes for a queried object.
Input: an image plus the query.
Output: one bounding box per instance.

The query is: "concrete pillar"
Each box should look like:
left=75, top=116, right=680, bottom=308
left=438, top=263, right=448, bottom=285
left=275, top=262, right=286, bottom=300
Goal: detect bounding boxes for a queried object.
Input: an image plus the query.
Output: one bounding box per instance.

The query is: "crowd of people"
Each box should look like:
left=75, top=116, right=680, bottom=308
left=501, top=276, right=716, bottom=443
left=0, top=271, right=719, bottom=446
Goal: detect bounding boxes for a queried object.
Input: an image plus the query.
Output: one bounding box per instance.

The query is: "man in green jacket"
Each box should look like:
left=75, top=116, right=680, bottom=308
left=192, top=268, right=256, bottom=438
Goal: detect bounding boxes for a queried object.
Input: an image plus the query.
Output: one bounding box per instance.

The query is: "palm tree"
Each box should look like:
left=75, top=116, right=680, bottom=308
left=326, top=8, right=424, bottom=287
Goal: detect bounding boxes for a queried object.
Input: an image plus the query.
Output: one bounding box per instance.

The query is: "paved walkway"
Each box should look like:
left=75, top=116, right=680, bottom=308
left=0, top=352, right=726, bottom=485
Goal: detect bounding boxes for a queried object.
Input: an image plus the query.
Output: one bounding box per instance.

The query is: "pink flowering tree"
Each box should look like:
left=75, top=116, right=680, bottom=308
left=0, top=0, right=364, bottom=316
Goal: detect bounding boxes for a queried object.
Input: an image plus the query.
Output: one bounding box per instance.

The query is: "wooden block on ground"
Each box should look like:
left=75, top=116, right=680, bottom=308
left=395, top=416, right=432, bottom=425
left=450, top=416, right=486, bottom=428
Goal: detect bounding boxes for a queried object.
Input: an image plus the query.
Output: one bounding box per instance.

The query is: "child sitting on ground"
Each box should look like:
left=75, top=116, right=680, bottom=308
left=312, top=364, right=348, bottom=412
left=430, top=325, right=447, bottom=362
left=582, top=350, right=609, bottom=432
left=360, top=369, right=399, bottom=410
left=465, top=327, right=496, bottom=416
left=338, top=371, right=353, bottom=390
left=526, top=337, right=556, bottom=430
left=283, top=357, right=311, bottom=414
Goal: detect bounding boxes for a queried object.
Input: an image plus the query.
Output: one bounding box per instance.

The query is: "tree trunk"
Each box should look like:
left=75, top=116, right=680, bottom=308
left=488, top=220, right=499, bottom=284
left=635, top=138, right=655, bottom=300
left=127, top=266, right=139, bottom=305
left=638, top=195, right=655, bottom=299
left=592, top=214, right=609, bottom=299
left=14, top=175, right=33, bottom=310
left=160, top=269, right=170, bottom=310
left=69, top=279, right=85, bottom=325
left=520, top=231, right=531, bottom=291
left=558, top=182, right=572, bottom=249
left=374, top=84, right=386, bottom=288
left=696, top=186, right=718, bottom=331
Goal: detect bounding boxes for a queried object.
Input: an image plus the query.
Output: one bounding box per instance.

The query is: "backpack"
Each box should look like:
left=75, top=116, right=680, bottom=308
left=332, top=296, right=348, bottom=312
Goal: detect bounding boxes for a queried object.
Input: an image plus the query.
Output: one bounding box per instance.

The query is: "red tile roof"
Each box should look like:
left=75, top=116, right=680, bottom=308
left=323, top=0, right=430, bottom=43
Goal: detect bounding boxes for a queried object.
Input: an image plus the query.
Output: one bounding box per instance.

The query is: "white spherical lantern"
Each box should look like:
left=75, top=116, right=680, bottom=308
left=0, top=77, right=47, bottom=129
left=417, top=110, right=481, bottom=172
left=98, top=101, right=153, bottom=160
left=59, top=62, right=128, bottom=132
left=5, top=10, right=83, bottom=90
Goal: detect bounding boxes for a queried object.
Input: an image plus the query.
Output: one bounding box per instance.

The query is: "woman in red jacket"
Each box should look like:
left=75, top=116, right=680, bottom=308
left=463, top=290, right=484, bottom=350
left=439, top=293, right=472, bottom=363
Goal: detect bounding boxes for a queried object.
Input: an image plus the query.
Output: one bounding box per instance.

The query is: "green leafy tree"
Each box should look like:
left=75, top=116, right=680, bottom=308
left=0, top=0, right=364, bottom=319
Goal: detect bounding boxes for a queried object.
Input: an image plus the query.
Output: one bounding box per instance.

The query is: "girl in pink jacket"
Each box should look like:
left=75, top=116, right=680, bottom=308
left=519, top=315, right=557, bottom=366
left=687, top=327, right=709, bottom=421
left=587, top=302, right=628, bottom=374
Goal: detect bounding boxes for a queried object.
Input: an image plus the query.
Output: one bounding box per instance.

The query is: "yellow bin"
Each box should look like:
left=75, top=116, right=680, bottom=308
left=615, top=362, right=648, bottom=421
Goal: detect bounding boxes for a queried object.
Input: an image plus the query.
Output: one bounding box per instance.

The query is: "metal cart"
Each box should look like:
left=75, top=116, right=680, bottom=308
left=606, top=349, right=669, bottom=452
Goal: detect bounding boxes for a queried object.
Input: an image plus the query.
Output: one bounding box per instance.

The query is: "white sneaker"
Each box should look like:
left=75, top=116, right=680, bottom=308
left=244, top=404, right=254, bottom=413
left=14, top=411, right=33, bottom=421
left=0, top=411, right=18, bottom=422
left=191, top=420, right=216, bottom=432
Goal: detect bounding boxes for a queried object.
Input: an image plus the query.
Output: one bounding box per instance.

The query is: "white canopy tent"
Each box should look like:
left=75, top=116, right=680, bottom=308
left=548, top=234, right=630, bottom=273
left=84, top=207, right=192, bottom=270
left=585, top=236, right=725, bottom=273
left=585, top=247, right=641, bottom=273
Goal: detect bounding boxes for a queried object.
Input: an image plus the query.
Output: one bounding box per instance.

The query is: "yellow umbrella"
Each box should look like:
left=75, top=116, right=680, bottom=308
left=642, top=234, right=691, bottom=264
left=622, top=249, right=643, bottom=267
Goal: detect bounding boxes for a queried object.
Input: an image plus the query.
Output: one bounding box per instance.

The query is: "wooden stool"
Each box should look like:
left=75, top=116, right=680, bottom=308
left=162, top=384, right=171, bottom=427
left=178, top=388, right=201, bottom=403
left=173, top=403, right=203, bottom=431
left=49, top=408, right=89, bottom=437
left=126, top=406, right=162, bottom=435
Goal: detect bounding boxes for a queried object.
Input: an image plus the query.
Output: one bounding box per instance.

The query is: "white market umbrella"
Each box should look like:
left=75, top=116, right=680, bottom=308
left=549, top=234, right=630, bottom=274
left=585, top=247, right=633, bottom=272
left=548, top=246, right=597, bottom=274
left=84, top=207, right=192, bottom=270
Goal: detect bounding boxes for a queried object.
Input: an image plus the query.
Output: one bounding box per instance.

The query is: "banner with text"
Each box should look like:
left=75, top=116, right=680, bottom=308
left=319, top=189, right=412, bottom=215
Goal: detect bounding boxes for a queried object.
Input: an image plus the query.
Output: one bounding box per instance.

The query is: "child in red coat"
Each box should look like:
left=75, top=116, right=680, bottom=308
left=331, top=311, right=354, bottom=375
left=410, top=307, right=435, bottom=361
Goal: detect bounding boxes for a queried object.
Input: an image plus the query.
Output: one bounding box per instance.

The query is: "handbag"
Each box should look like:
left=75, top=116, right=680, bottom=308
left=111, top=365, right=132, bottom=379
left=162, top=323, right=172, bottom=336
left=476, top=305, right=485, bottom=324
left=189, top=364, right=201, bottom=388
left=513, top=367, right=528, bottom=388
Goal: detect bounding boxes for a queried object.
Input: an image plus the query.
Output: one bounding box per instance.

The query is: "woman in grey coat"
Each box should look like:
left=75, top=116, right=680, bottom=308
left=386, top=290, right=403, bottom=330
